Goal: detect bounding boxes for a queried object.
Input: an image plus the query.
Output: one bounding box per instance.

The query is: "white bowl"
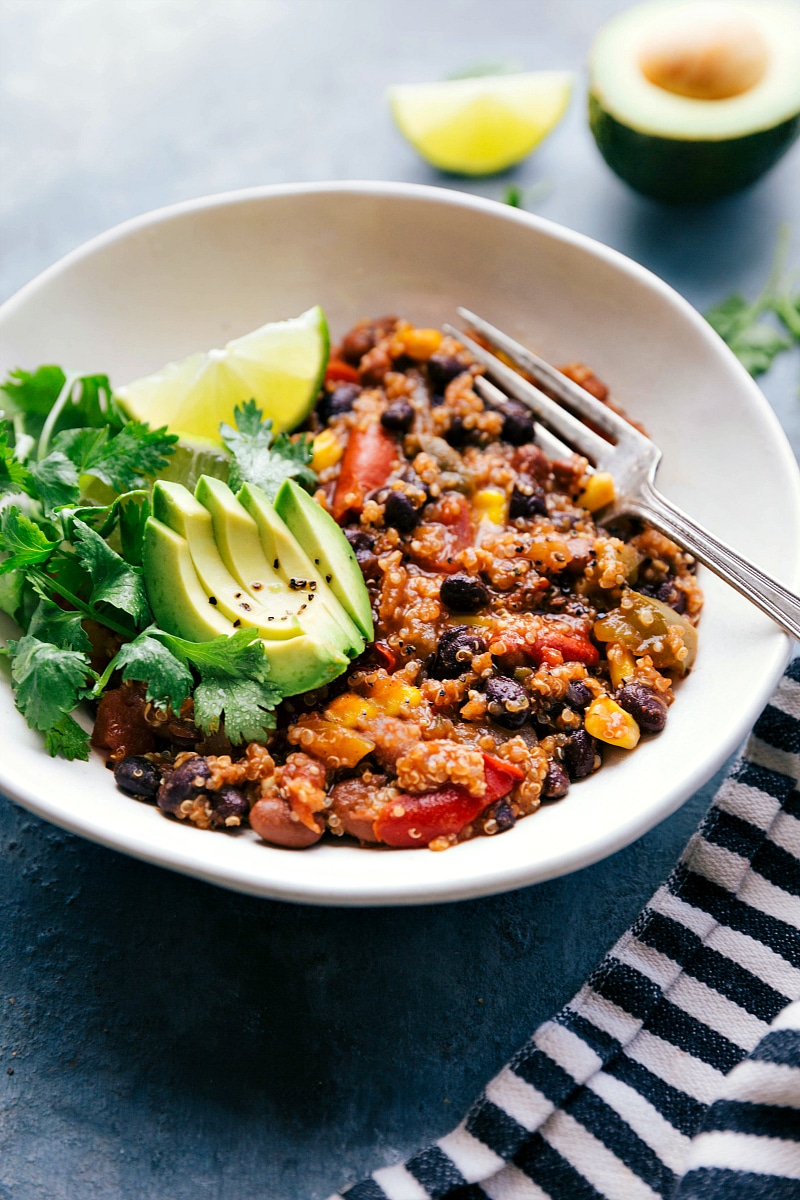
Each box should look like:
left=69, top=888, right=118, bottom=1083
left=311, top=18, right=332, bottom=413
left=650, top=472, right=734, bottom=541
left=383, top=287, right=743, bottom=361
left=1, top=181, right=798, bottom=906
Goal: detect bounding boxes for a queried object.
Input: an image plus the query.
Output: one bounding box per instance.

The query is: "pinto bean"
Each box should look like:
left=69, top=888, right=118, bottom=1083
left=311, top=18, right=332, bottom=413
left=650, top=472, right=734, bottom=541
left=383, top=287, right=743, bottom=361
left=249, top=797, right=323, bottom=848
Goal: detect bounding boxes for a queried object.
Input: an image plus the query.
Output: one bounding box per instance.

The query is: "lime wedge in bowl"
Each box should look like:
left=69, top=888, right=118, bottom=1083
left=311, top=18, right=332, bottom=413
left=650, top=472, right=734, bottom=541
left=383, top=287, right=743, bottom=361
left=116, top=305, right=329, bottom=441
left=388, top=71, right=572, bottom=175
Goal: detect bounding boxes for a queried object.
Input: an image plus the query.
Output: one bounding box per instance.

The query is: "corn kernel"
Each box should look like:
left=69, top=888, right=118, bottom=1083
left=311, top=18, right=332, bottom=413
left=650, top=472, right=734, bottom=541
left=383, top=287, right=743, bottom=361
left=311, top=429, right=344, bottom=473
left=585, top=696, right=640, bottom=750
left=401, top=328, right=443, bottom=361
left=473, top=488, right=507, bottom=525
left=368, top=676, right=423, bottom=716
left=579, top=472, right=616, bottom=513
left=324, top=693, right=379, bottom=728
left=607, top=643, right=636, bottom=689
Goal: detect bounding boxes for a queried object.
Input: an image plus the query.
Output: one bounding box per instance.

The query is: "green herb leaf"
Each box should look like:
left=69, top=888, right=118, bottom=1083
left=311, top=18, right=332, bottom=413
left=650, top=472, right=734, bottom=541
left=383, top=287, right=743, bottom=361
left=71, top=518, right=151, bottom=627
left=0, top=366, right=67, bottom=440
left=54, top=420, right=176, bottom=493
left=27, top=596, right=91, bottom=653
left=152, top=626, right=281, bottom=743
left=0, top=506, right=58, bottom=575
left=8, top=633, right=92, bottom=731
left=44, top=713, right=91, bottom=761
left=0, top=423, right=33, bottom=499
left=193, top=675, right=279, bottom=743
left=704, top=224, right=799, bottom=377
left=28, top=450, right=80, bottom=514
left=98, top=629, right=193, bottom=711
left=220, top=400, right=318, bottom=500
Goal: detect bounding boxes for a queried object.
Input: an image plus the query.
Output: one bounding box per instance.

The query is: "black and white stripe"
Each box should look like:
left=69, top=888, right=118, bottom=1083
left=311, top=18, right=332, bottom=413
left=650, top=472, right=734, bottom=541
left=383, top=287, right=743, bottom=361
left=328, top=658, right=800, bottom=1200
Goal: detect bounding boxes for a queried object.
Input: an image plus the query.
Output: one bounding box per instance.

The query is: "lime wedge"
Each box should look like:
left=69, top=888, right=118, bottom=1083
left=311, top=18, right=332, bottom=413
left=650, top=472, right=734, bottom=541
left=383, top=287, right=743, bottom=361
left=388, top=72, right=573, bottom=176
left=116, top=306, right=329, bottom=442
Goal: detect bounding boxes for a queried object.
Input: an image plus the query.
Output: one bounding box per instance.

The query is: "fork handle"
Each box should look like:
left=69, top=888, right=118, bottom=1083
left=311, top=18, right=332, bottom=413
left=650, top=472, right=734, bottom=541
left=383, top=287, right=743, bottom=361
left=630, top=480, right=800, bottom=643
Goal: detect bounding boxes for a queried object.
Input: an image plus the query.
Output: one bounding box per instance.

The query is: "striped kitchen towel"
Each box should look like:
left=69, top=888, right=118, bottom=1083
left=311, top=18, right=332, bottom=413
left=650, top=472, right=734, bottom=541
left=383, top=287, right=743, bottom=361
left=328, top=658, right=800, bottom=1200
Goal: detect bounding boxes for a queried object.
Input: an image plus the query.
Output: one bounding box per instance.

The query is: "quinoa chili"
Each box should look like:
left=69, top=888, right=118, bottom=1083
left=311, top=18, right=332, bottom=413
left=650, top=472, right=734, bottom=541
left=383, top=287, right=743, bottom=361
left=100, top=316, right=702, bottom=851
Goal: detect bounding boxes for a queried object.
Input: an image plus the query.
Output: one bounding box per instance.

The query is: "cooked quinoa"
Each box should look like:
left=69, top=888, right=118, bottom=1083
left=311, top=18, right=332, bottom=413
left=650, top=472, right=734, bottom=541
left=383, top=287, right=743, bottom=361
left=99, top=315, right=702, bottom=850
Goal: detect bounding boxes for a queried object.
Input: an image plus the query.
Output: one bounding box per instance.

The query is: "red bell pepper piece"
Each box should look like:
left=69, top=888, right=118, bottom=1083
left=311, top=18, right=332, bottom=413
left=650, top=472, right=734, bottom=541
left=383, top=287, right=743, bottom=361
left=332, top=423, right=396, bottom=523
left=482, top=753, right=525, bottom=802
left=324, top=358, right=361, bottom=386
left=373, top=752, right=523, bottom=847
left=373, top=641, right=398, bottom=673
left=373, top=786, right=485, bottom=848
left=528, top=629, right=599, bottom=668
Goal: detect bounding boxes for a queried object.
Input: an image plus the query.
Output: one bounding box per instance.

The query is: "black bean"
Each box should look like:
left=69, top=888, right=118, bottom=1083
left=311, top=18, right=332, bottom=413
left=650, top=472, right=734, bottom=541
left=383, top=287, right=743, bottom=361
left=485, top=675, right=530, bottom=729
left=500, top=404, right=535, bottom=446
left=509, top=480, right=548, bottom=520
left=561, top=729, right=597, bottom=780
left=485, top=799, right=516, bottom=832
left=566, top=680, right=593, bottom=710
left=319, top=382, right=360, bottom=422
left=657, top=579, right=687, bottom=614
left=114, top=756, right=161, bottom=800
left=210, top=785, right=250, bottom=828
left=384, top=491, right=419, bottom=534
left=381, top=399, right=414, bottom=432
left=444, top=416, right=471, bottom=448
left=157, top=756, right=210, bottom=814
left=616, top=683, right=668, bottom=733
left=427, top=353, right=467, bottom=391
left=542, top=760, right=570, bottom=800
left=440, top=573, right=489, bottom=613
left=345, top=529, right=374, bottom=556
left=430, top=627, right=487, bottom=678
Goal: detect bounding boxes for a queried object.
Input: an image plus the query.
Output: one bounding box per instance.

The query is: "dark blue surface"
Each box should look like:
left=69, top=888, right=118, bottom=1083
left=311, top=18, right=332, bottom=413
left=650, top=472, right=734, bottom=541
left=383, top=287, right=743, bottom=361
left=1, top=3, right=799, bottom=1197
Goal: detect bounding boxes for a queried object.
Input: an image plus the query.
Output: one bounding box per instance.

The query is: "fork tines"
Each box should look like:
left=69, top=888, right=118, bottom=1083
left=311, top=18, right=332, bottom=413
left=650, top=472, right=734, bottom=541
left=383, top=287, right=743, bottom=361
left=447, top=309, right=649, bottom=468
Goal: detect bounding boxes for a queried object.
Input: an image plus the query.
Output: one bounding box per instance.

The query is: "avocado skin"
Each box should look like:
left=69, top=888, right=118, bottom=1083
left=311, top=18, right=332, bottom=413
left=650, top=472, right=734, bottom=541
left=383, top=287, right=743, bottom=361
left=589, top=92, right=800, bottom=204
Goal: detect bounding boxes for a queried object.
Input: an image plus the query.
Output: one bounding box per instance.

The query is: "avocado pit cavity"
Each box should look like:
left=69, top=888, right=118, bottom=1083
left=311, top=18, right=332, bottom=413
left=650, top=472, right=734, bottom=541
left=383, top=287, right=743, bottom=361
left=639, top=7, right=769, bottom=101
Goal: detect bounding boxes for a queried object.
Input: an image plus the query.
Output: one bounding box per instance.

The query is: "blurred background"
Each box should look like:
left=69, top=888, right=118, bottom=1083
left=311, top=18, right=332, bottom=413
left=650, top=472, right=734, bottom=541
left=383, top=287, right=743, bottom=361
left=1, top=2, right=799, bottom=1198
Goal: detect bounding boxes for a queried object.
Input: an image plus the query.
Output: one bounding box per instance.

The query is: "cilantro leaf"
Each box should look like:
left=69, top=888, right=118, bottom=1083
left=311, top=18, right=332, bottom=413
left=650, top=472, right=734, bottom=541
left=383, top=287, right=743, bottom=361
left=0, top=422, right=33, bottom=498
left=0, top=366, right=67, bottom=440
left=53, top=421, right=176, bottom=493
left=705, top=224, right=800, bottom=377
left=152, top=626, right=281, bottom=743
left=705, top=293, right=792, bottom=375
left=71, top=518, right=151, bottom=627
left=154, top=625, right=270, bottom=677
left=8, top=633, right=92, bottom=731
left=220, top=400, right=318, bottom=500
left=27, top=596, right=91, bottom=653
left=193, top=675, right=279, bottom=743
left=98, top=629, right=193, bottom=711
left=44, top=713, right=91, bottom=761
left=28, top=450, right=80, bottom=514
left=0, top=507, right=58, bottom=575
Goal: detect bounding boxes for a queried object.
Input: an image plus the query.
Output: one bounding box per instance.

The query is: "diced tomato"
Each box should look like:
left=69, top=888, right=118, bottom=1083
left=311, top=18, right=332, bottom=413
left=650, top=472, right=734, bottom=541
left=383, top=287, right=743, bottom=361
left=92, top=683, right=155, bottom=759
left=482, top=753, right=525, bottom=802
left=373, top=786, right=486, bottom=848
left=332, top=423, right=396, bottom=523
left=528, top=629, right=599, bottom=668
left=408, top=493, right=473, bottom=573
left=373, top=752, right=523, bottom=847
left=324, top=358, right=361, bottom=385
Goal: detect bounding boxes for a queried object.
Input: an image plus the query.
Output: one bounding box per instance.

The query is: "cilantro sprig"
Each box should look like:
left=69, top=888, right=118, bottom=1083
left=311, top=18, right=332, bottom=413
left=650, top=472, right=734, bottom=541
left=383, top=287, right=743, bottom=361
left=221, top=399, right=317, bottom=500
left=705, top=225, right=800, bottom=378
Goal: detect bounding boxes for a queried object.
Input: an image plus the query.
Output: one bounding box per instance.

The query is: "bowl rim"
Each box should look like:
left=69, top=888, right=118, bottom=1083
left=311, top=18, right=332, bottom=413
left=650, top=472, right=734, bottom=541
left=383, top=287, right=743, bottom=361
left=0, top=179, right=797, bottom=906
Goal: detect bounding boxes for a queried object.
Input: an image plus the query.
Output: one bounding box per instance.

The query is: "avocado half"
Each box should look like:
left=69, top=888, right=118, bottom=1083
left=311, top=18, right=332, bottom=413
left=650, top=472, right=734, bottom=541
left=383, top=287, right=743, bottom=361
left=589, top=0, right=800, bottom=203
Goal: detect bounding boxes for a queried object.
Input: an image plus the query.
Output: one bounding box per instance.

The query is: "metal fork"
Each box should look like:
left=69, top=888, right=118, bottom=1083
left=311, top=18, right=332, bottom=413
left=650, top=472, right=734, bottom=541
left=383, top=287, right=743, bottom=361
left=445, top=308, right=800, bottom=643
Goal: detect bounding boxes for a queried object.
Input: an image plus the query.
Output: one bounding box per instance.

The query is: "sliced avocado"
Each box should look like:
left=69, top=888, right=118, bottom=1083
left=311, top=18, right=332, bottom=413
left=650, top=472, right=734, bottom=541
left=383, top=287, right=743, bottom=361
left=143, top=517, right=235, bottom=642
left=152, top=480, right=301, bottom=639
left=238, top=481, right=365, bottom=659
left=589, top=0, right=800, bottom=203
left=274, top=479, right=374, bottom=641
left=142, top=516, right=350, bottom=697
